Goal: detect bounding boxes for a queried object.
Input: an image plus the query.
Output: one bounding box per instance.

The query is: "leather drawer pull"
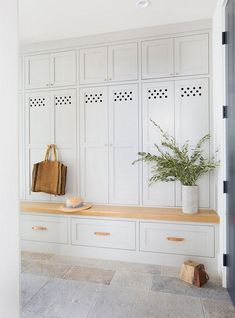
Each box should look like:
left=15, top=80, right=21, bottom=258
left=166, top=237, right=185, bottom=242
left=94, top=232, right=111, bottom=236
left=32, top=226, right=48, bottom=231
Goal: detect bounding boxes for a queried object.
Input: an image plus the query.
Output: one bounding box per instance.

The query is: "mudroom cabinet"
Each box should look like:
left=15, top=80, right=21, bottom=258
left=25, top=89, right=77, bottom=201
left=80, top=84, right=140, bottom=204
left=24, top=50, right=77, bottom=89
left=142, top=34, right=209, bottom=79
left=79, top=42, right=138, bottom=84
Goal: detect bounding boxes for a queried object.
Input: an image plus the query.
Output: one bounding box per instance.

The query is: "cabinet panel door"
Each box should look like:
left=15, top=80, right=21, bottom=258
left=80, top=47, right=108, bottom=84
left=142, top=81, right=175, bottom=206
left=19, top=57, right=23, bottom=91
left=25, top=54, right=50, bottom=89
left=26, top=92, right=51, bottom=146
left=175, top=78, right=210, bottom=207
left=51, top=89, right=77, bottom=201
left=108, top=43, right=138, bottom=82
left=109, top=84, right=140, bottom=204
left=51, top=51, right=76, bottom=87
left=80, top=87, right=109, bottom=203
left=174, top=34, right=209, bottom=76
left=142, top=39, right=174, bottom=79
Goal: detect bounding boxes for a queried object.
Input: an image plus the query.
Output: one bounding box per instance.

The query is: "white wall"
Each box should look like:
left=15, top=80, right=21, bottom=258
left=212, top=0, right=227, bottom=286
left=0, top=0, right=20, bottom=316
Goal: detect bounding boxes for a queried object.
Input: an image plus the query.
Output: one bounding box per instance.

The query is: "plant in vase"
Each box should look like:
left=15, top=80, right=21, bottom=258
left=133, top=120, right=219, bottom=214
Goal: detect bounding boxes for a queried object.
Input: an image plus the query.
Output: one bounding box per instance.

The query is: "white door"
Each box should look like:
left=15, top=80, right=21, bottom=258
left=79, top=47, right=108, bottom=84
left=51, top=89, right=77, bottom=201
left=80, top=87, right=109, bottom=203
left=25, top=54, right=50, bottom=89
left=175, top=78, right=210, bottom=207
left=142, top=81, right=175, bottom=206
left=108, top=43, right=138, bottom=82
left=50, top=51, right=76, bottom=87
left=142, top=39, right=174, bottom=79
left=19, top=57, right=23, bottom=91
left=109, top=84, right=140, bottom=204
left=25, top=91, right=52, bottom=200
left=174, top=34, right=209, bottom=76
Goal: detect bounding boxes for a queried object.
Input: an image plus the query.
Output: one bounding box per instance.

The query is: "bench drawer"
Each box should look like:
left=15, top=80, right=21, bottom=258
left=71, top=218, right=136, bottom=250
left=20, top=214, right=69, bottom=244
left=140, top=222, right=214, bottom=257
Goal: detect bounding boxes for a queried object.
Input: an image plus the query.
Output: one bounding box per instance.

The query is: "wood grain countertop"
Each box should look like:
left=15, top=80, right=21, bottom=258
left=20, top=201, right=220, bottom=224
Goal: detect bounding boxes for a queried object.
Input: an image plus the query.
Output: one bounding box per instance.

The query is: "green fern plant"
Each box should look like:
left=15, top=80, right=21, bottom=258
left=133, top=120, right=219, bottom=186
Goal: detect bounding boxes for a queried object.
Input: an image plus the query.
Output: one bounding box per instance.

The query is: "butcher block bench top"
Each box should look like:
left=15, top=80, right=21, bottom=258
left=20, top=201, right=220, bottom=224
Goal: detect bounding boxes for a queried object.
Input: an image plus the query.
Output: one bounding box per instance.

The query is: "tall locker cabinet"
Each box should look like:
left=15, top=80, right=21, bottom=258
left=142, top=81, right=175, bottom=206
left=25, top=89, right=77, bottom=201
left=80, top=84, right=139, bottom=204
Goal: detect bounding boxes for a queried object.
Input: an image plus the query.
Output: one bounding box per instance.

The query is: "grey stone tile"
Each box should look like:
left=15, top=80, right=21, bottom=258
left=24, top=260, right=72, bottom=279
left=64, top=266, right=115, bottom=285
left=21, top=259, right=31, bottom=273
left=111, top=270, right=152, bottom=290
left=21, top=310, right=45, bottom=318
left=20, top=273, right=50, bottom=308
left=88, top=285, right=205, bottom=318
left=161, top=266, right=180, bottom=278
left=202, top=299, right=235, bottom=318
left=24, top=278, right=103, bottom=318
left=151, top=275, right=230, bottom=301
left=21, top=251, right=54, bottom=261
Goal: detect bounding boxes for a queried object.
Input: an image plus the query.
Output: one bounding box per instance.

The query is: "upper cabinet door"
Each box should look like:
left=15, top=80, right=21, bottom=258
left=50, top=51, right=76, bottom=88
left=108, top=43, right=138, bottom=82
left=174, top=34, right=209, bottom=76
left=25, top=54, right=50, bottom=89
left=79, top=47, right=108, bottom=84
left=142, top=39, right=174, bottom=79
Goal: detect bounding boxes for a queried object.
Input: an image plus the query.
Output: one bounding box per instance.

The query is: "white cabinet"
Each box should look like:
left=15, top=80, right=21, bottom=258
left=175, top=78, right=210, bottom=207
left=142, top=34, right=209, bottom=79
left=80, top=87, right=109, bottom=203
left=108, top=43, right=138, bottom=81
left=80, top=84, right=139, bottom=204
left=140, top=222, right=214, bottom=257
left=25, top=54, right=50, bottom=89
left=142, top=39, right=174, bottom=79
left=71, top=218, right=136, bottom=250
left=19, top=57, right=23, bottom=91
left=108, top=84, right=139, bottom=204
left=25, top=89, right=77, bottom=201
left=80, top=47, right=108, bottom=85
left=142, top=81, right=175, bottom=206
left=79, top=43, right=138, bottom=84
left=174, top=34, right=209, bottom=76
left=25, top=50, right=76, bottom=89
left=20, top=214, right=69, bottom=244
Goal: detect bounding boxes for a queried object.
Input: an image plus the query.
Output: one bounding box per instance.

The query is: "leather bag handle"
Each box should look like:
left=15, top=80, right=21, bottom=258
left=44, top=144, right=58, bottom=161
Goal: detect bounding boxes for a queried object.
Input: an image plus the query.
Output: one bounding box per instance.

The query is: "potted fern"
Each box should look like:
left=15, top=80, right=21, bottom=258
left=134, top=120, right=219, bottom=214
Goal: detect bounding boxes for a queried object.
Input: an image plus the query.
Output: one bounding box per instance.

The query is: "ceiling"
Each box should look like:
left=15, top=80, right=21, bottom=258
left=19, top=0, right=218, bottom=44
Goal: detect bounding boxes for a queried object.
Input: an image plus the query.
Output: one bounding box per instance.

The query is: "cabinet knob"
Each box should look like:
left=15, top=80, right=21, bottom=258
left=46, top=84, right=50, bottom=87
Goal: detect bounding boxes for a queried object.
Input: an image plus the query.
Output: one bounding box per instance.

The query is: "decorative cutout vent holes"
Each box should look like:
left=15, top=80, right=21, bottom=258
left=181, top=86, right=202, bottom=97
left=85, top=93, right=103, bottom=103
left=29, top=97, right=46, bottom=107
left=114, top=91, right=133, bottom=102
left=55, top=95, right=72, bottom=106
left=148, top=88, right=168, bottom=99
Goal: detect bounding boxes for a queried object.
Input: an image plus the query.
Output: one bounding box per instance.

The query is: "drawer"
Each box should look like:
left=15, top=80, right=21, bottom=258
left=71, top=218, right=136, bottom=250
left=140, top=222, right=214, bottom=257
left=20, top=214, right=69, bottom=244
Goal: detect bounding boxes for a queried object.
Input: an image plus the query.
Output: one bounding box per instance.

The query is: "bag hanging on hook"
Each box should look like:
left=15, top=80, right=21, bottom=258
left=31, top=144, right=67, bottom=195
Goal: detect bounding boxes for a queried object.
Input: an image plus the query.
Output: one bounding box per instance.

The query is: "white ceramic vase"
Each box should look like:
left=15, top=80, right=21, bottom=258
left=182, top=185, right=198, bottom=214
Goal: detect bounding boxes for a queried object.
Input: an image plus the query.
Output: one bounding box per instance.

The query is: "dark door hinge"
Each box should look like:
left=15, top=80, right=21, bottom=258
left=223, top=254, right=228, bottom=267
left=223, top=105, right=228, bottom=118
left=222, top=31, right=228, bottom=45
left=223, top=180, right=228, bottom=194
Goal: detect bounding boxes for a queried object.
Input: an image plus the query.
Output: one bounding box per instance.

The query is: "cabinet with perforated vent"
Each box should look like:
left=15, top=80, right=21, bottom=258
left=80, top=84, right=140, bottom=204
left=25, top=89, right=77, bottom=201
left=25, top=50, right=76, bottom=90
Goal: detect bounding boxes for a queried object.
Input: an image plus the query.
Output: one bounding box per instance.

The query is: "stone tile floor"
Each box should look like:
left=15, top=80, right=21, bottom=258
left=20, top=252, right=235, bottom=318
